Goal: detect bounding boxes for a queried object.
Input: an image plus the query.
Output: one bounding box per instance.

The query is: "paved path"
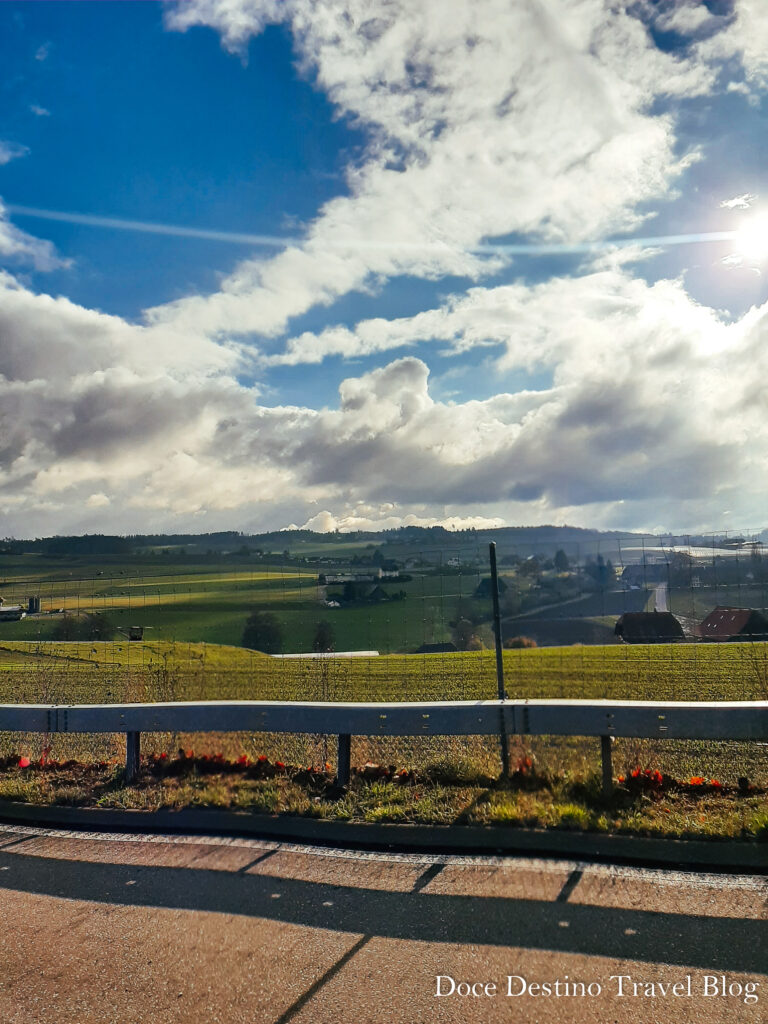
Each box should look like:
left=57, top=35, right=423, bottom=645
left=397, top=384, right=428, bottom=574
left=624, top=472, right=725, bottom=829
left=655, top=582, right=669, bottom=612
left=0, top=824, right=765, bottom=1023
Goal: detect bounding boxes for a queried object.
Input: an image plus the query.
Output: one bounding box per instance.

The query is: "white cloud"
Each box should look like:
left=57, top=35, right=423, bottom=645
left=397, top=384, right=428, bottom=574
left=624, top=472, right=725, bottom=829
left=0, top=141, right=29, bottom=165
left=297, top=508, right=506, bottom=533
left=720, top=193, right=757, bottom=210
left=4, top=261, right=768, bottom=535
left=85, top=492, right=110, bottom=508
left=694, top=0, right=768, bottom=92
left=155, top=0, right=713, bottom=340
left=29, top=105, right=51, bottom=117
left=0, top=201, right=69, bottom=271
left=6, top=1, right=768, bottom=536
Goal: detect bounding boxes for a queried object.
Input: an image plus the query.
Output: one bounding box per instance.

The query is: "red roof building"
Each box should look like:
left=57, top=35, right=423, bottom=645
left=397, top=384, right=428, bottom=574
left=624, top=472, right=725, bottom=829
left=696, top=606, right=768, bottom=641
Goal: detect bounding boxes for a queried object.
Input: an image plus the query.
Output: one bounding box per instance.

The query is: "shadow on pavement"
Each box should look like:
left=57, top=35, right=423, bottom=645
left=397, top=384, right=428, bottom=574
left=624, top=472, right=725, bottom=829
left=0, top=847, right=765, bottom=973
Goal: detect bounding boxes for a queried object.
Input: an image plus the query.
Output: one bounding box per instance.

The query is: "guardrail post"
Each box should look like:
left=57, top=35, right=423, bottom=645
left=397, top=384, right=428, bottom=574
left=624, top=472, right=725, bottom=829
left=600, top=735, right=613, bottom=797
left=337, top=733, right=351, bottom=787
left=125, top=731, right=141, bottom=782
left=489, top=542, right=511, bottom=778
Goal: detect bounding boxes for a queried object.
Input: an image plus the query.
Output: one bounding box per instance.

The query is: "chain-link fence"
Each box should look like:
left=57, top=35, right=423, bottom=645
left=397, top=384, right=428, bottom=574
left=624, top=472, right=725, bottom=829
left=1, top=530, right=767, bottom=785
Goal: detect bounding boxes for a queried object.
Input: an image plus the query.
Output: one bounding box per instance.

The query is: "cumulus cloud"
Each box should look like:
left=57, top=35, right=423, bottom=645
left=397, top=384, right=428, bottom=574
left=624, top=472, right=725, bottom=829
left=155, top=0, right=714, bottom=340
left=295, top=508, right=506, bottom=533
left=222, top=269, right=768, bottom=531
left=6, top=0, right=768, bottom=536
left=0, top=273, right=254, bottom=523
left=4, top=260, right=768, bottom=535
left=271, top=268, right=725, bottom=370
left=697, top=0, right=768, bottom=91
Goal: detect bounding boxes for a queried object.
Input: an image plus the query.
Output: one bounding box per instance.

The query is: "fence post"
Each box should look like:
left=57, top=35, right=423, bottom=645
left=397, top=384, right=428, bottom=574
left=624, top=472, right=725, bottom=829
left=600, top=735, right=613, bottom=797
left=125, top=731, right=141, bottom=781
left=489, top=542, right=511, bottom=777
left=337, top=733, right=351, bottom=787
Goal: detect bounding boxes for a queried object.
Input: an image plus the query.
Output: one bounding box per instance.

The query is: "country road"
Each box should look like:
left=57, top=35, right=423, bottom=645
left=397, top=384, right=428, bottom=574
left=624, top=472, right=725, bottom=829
left=0, top=824, right=765, bottom=1023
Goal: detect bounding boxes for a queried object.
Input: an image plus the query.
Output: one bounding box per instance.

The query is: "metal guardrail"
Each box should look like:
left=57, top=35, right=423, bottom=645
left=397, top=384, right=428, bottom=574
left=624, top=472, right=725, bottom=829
left=2, top=699, right=767, bottom=791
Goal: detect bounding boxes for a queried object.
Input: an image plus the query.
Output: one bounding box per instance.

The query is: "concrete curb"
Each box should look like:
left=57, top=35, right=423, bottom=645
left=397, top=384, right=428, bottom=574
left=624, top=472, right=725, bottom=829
left=0, top=800, right=765, bottom=872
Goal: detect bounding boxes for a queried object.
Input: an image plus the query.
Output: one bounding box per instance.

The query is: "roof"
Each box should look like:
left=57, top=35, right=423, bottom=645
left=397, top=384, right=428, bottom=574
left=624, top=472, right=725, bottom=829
left=415, top=642, right=458, bottom=654
left=614, top=612, right=684, bottom=642
left=696, top=606, right=768, bottom=640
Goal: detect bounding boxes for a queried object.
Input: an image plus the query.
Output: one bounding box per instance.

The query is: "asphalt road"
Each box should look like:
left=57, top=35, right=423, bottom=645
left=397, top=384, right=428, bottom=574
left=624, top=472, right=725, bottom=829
left=0, top=824, right=765, bottom=1024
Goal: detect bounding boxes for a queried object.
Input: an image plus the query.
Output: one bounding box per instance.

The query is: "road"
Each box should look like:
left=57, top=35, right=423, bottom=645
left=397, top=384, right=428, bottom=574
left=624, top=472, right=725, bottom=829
left=0, top=824, right=765, bottom=1024
left=655, top=582, right=669, bottom=612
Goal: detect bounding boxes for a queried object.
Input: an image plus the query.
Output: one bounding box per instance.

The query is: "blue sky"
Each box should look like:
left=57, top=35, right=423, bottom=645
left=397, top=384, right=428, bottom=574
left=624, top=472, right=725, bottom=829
left=2, top=0, right=768, bottom=537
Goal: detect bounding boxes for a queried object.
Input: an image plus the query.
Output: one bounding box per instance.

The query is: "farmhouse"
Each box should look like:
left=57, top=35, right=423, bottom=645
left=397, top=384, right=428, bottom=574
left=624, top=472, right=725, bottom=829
left=0, top=605, right=26, bottom=622
left=695, top=606, right=768, bottom=641
left=319, top=569, right=401, bottom=585
left=614, top=611, right=684, bottom=643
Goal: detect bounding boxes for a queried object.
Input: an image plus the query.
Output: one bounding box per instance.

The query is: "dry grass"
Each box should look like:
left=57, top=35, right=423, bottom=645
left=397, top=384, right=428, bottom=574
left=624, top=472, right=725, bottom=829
left=0, top=760, right=764, bottom=842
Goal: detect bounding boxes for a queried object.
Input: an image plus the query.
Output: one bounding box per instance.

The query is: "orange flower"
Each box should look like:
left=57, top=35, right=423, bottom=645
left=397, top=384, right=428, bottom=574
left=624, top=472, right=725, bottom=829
left=689, top=776, right=704, bottom=786
left=18, top=756, right=30, bottom=769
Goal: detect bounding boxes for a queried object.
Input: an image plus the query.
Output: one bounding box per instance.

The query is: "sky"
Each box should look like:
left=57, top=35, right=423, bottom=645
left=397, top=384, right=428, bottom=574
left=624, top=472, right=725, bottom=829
left=2, top=0, right=768, bottom=538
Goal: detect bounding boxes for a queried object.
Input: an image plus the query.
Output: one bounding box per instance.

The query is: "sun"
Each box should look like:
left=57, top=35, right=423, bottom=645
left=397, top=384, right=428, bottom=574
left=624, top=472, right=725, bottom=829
left=733, top=212, right=768, bottom=263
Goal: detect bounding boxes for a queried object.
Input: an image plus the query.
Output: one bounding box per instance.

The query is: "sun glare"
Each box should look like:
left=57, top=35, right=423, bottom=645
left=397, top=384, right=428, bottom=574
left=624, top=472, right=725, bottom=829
left=733, top=212, right=768, bottom=263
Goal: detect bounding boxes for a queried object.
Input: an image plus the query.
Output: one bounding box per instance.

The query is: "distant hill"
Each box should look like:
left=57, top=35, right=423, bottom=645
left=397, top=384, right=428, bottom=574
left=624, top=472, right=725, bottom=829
left=2, top=524, right=763, bottom=561
left=2, top=524, right=650, bottom=558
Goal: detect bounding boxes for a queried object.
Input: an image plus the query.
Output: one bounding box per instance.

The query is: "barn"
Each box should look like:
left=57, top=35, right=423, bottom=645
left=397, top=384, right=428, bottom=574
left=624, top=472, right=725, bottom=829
left=614, top=611, right=685, bottom=643
left=0, top=605, right=26, bottom=622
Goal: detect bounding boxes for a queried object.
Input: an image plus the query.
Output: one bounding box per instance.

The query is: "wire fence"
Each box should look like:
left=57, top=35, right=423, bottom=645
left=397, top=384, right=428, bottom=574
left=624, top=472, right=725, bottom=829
left=1, top=530, right=767, bottom=785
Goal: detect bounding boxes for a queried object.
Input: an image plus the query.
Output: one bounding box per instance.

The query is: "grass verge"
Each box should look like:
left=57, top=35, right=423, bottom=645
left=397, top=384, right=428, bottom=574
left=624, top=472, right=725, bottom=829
left=0, top=757, right=764, bottom=843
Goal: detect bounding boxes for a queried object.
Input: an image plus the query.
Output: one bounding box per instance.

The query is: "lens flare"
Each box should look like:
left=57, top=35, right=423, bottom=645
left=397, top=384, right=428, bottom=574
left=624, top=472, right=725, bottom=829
left=733, top=212, right=768, bottom=263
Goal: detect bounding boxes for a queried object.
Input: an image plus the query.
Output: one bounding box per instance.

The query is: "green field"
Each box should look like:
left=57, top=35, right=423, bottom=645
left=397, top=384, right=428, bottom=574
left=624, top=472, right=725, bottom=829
left=669, top=584, right=768, bottom=620
left=0, top=553, right=494, bottom=652
left=0, top=638, right=766, bottom=790
left=1, top=637, right=766, bottom=703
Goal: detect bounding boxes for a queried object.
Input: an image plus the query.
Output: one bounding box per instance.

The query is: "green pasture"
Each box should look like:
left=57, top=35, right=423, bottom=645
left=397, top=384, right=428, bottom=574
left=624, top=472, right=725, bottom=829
left=0, top=553, right=496, bottom=653
left=668, top=584, right=768, bottom=620
left=1, top=638, right=767, bottom=704
left=1, top=639, right=766, bottom=789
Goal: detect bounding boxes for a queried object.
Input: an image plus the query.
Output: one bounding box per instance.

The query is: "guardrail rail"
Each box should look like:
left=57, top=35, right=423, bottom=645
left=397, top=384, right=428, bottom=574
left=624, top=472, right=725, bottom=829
left=2, top=699, right=766, bottom=792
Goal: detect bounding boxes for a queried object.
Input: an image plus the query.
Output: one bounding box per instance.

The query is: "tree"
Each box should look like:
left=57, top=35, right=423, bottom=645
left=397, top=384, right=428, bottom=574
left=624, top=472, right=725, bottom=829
left=52, top=614, right=84, bottom=641
left=554, top=549, right=570, bottom=572
left=504, top=635, right=538, bottom=649
left=242, top=611, right=284, bottom=654
left=584, top=554, right=613, bottom=588
left=51, top=612, right=115, bottom=641
left=312, top=619, right=335, bottom=653
left=475, top=576, right=508, bottom=599
left=83, top=612, right=115, bottom=640
left=451, top=617, right=476, bottom=650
